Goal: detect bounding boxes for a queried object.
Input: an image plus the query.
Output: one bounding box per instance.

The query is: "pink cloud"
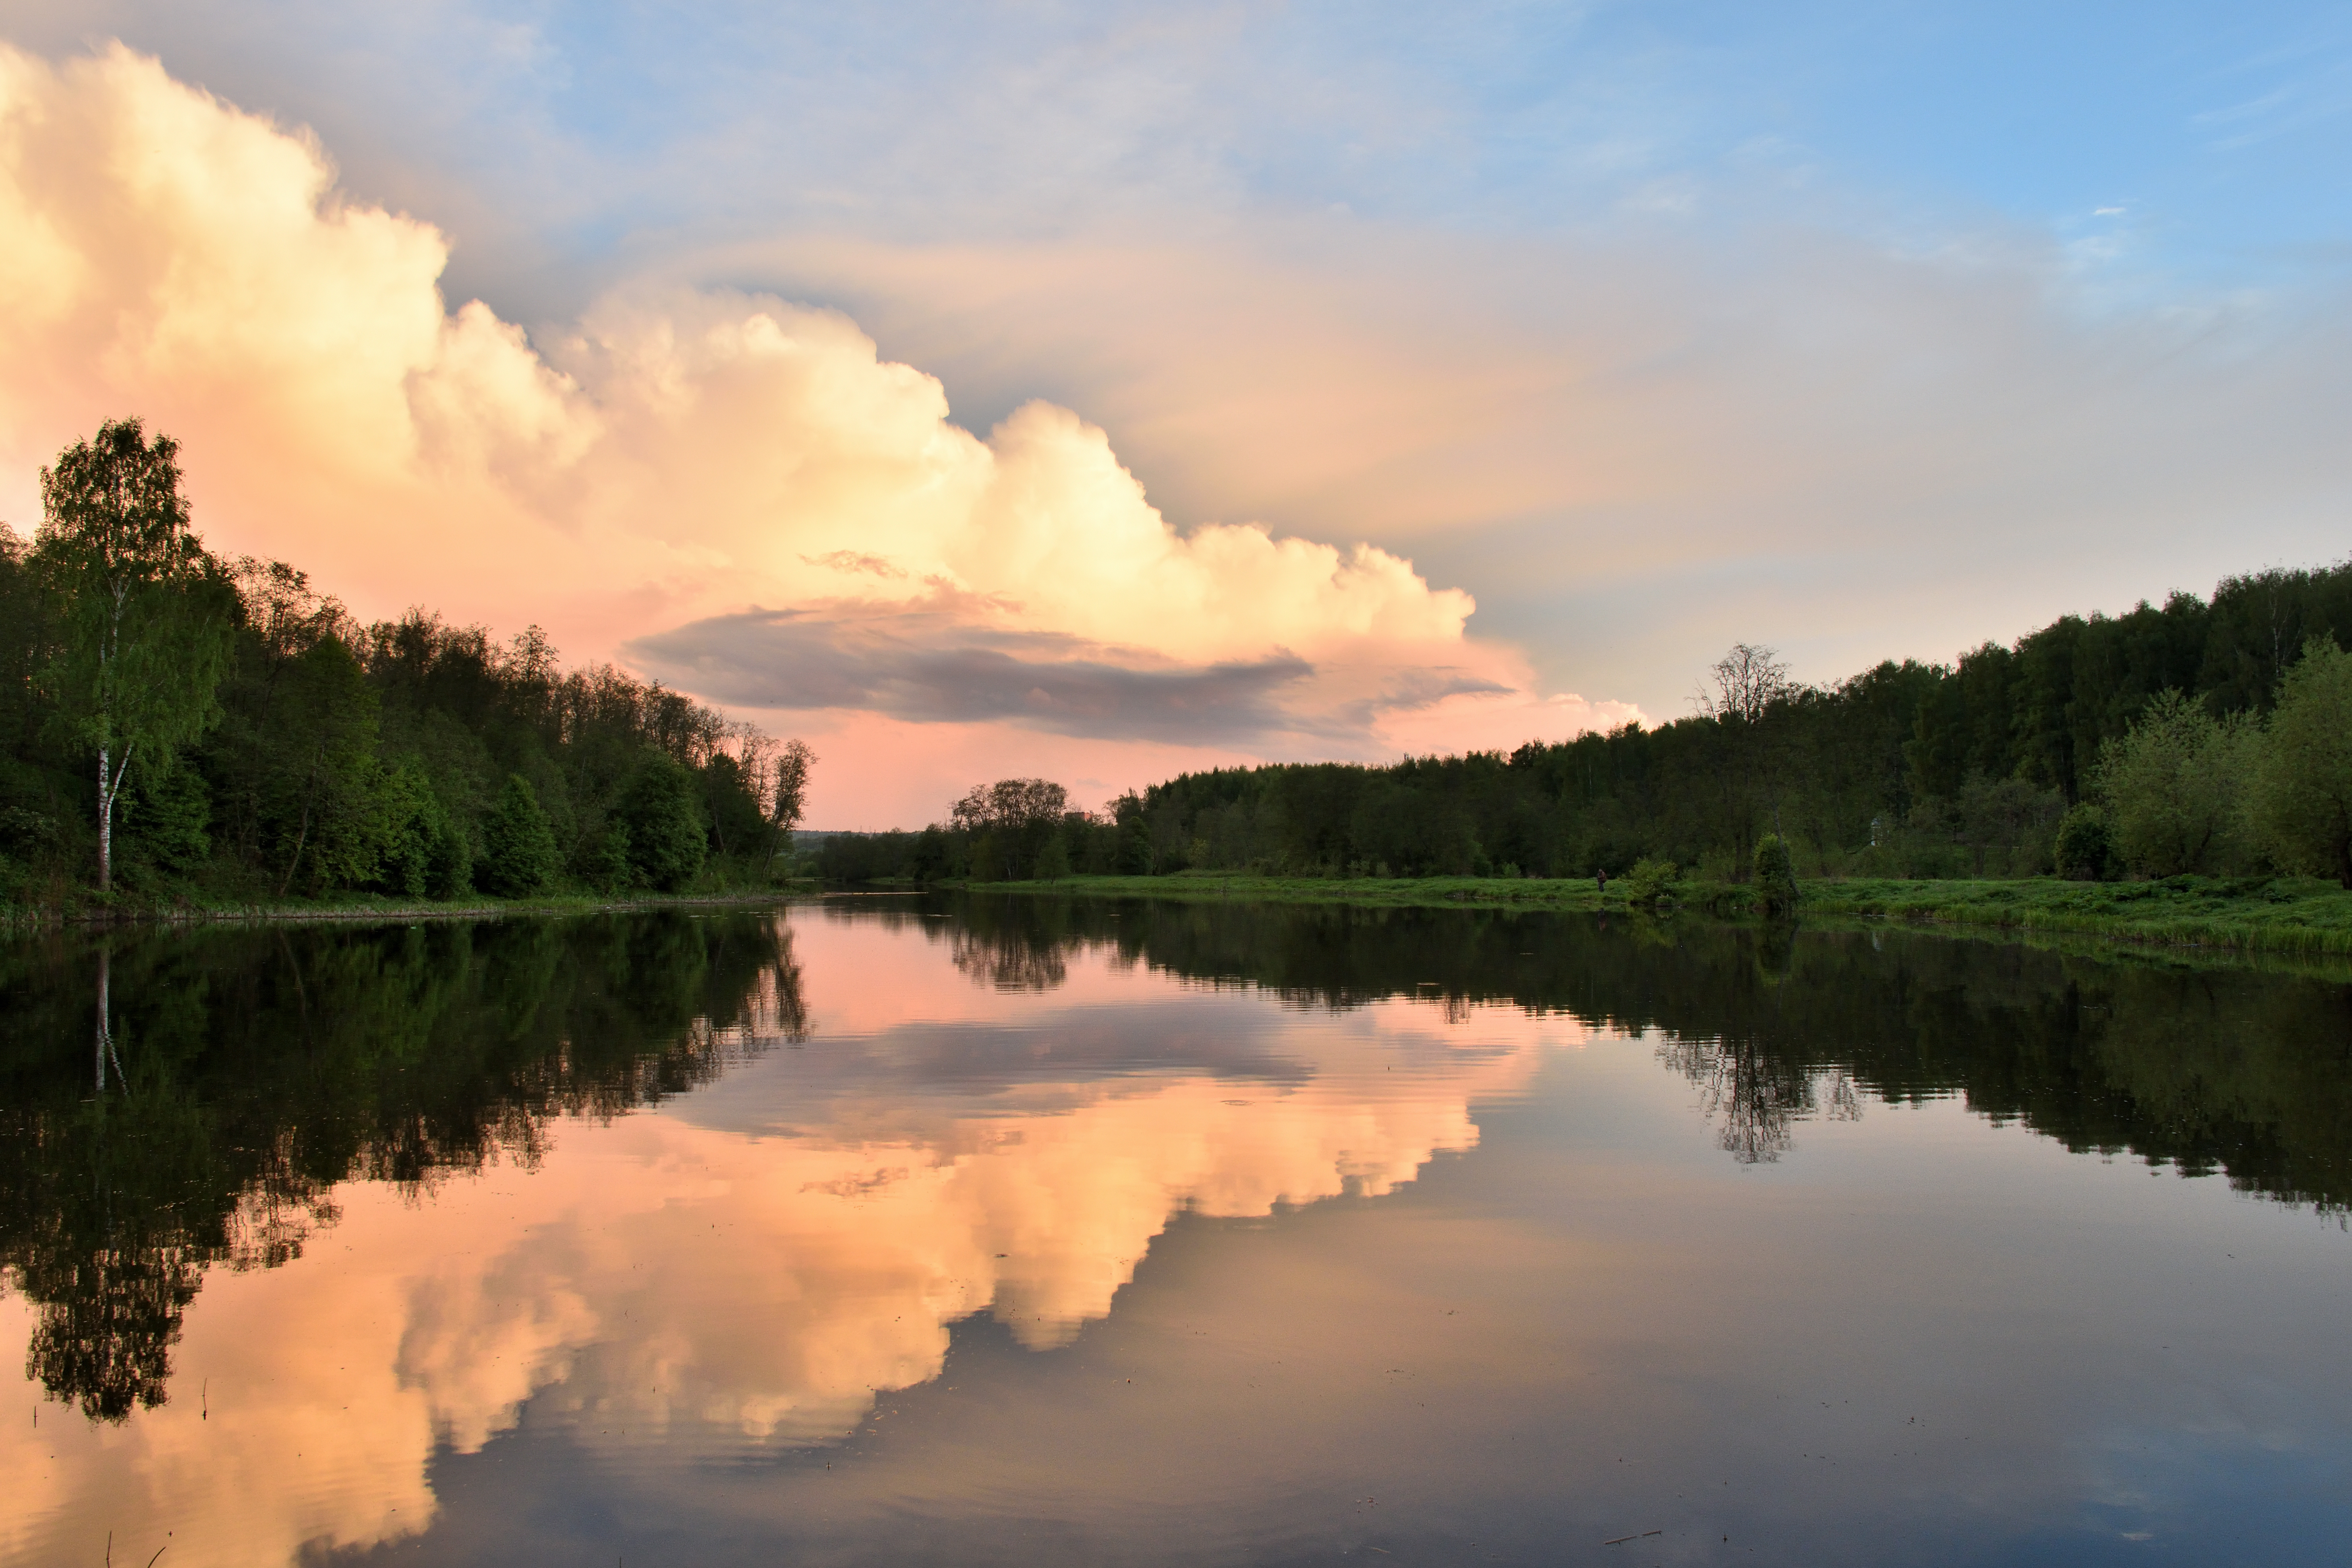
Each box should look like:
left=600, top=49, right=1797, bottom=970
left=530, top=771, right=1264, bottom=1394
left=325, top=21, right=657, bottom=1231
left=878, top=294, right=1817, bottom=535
left=0, top=42, right=1630, bottom=822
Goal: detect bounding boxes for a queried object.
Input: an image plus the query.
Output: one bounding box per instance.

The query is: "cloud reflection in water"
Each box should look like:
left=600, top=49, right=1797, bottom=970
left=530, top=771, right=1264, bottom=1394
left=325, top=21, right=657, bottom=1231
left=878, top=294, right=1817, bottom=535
left=0, top=913, right=1558, bottom=1567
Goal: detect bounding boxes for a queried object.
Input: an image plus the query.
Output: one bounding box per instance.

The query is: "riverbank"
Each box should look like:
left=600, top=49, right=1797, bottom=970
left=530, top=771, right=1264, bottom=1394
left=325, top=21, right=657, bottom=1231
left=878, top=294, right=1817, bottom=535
left=953, top=871, right=2352, bottom=957
left=0, top=883, right=819, bottom=929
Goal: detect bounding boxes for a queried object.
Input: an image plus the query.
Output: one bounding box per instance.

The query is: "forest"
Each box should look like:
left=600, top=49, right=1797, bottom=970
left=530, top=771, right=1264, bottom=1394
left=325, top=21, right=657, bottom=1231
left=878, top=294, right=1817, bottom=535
left=819, top=559, right=2352, bottom=889
left=11, top=418, right=2351, bottom=906
left=1, top=420, right=812, bottom=908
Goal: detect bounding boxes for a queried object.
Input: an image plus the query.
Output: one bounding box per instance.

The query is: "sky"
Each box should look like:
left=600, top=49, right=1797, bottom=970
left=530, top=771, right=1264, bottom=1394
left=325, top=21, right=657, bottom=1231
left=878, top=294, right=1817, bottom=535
left=1, top=2, right=2347, bottom=827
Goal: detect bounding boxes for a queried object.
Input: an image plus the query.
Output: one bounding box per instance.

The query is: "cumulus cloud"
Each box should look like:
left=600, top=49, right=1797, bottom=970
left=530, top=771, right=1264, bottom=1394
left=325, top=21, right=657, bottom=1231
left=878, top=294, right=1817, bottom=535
left=709, top=214, right=2352, bottom=728
left=0, top=39, right=1600, bottom=820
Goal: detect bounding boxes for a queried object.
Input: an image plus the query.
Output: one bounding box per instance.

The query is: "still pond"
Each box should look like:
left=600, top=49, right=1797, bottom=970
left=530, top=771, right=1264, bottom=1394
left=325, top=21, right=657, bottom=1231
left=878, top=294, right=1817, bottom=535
left=4, top=896, right=2350, bottom=1566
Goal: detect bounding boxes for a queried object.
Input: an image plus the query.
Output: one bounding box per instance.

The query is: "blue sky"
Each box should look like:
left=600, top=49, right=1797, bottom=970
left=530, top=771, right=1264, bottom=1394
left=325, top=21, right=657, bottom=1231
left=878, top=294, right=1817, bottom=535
left=25, top=1, right=2350, bottom=305
left=27, top=3, right=2342, bottom=292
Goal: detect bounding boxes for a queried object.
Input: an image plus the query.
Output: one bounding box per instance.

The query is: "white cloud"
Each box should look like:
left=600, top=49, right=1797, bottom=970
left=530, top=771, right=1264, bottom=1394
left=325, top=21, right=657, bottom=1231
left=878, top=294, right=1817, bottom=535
left=0, top=40, right=1618, bottom=824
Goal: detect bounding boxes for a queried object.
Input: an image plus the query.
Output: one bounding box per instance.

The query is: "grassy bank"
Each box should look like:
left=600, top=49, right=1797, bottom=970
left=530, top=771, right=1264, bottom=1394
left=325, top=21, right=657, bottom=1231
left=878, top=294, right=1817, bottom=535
left=0, top=882, right=821, bottom=930
left=955, top=870, right=2352, bottom=958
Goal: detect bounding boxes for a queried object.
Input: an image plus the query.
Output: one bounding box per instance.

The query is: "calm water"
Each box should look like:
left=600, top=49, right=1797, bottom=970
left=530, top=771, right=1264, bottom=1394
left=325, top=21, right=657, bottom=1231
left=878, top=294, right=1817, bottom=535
left=4, top=897, right=2350, bottom=1567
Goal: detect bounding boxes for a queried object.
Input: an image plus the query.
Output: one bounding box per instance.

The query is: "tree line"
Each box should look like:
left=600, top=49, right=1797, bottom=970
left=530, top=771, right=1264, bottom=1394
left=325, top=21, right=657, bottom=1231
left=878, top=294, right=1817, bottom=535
left=1, top=420, right=814, bottom=906
left=821, top=557, right=2352, bottom=888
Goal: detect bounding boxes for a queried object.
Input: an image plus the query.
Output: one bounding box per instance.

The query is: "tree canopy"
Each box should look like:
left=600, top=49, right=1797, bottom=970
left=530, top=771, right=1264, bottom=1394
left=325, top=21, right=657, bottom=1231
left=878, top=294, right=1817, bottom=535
left=1, top=424, right=810, bottom=907
left=819, top=558, right=2352, bottom=888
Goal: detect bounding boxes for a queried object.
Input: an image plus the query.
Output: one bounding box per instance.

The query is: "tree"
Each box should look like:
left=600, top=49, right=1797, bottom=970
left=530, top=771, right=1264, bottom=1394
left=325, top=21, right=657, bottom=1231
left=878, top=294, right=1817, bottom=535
left=1695, top=643, right=1795, bottom=878
left=951, top=778, right=1070, bottom=879
left=2252, top=638, right=2352, bottom=887
left=769, top=738, right=816, bottom=862
left=582, top=820, right=633, bottom=894
left=2095, top=690, right=2255, bottom=877
left=480, top=774, right=558, bottom=896
left=2052, top=802, right=2115, bottom=881
left=1753, top=833, right=1798, bottom=915
left=1113, top=793, right=1154, bottom=874
left=1696, top=643, right=1795, bottom=727
left=620, top=755, right=706, bottom=891
left=33, top=420, right=234, bottom=891
left=269, top=636, right=390, bottom=895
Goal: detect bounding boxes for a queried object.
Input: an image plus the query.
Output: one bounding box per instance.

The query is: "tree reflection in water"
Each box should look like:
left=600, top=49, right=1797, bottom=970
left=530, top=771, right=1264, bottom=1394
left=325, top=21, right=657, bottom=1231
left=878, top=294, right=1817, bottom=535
left=0, top=912, right=806, bottom=1421
left=1656, top=1034, right=1863, bottom=1164
left=6, top=893, right=2352, bottom=1431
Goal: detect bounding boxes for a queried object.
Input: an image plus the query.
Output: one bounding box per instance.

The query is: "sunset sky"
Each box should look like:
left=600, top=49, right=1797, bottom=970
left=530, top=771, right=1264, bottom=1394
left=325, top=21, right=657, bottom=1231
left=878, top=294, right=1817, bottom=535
left=2, top=3, right=2347, bottom=827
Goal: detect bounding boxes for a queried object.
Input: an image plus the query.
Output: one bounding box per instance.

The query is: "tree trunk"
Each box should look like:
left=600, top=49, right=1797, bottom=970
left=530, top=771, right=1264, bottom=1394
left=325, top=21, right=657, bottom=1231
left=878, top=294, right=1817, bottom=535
left=97, top=744, right=112, bottom=893
left=277, top=797, right=313, bottom=899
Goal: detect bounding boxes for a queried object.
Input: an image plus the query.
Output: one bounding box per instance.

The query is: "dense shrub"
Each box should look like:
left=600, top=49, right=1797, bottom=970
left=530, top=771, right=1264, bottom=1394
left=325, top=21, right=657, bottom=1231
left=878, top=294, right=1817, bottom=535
left=2096, top=691, right=2256, bottom=877
left=2052, top=802, right=2116, bottom=881
left=1754, top=833, right=1799, bottom=914
left=2252, top=638, right=2352, bottom=887
left=619, top=757, right=707, bottom=892
left=479, top=775, right=557, bottom=896
left=1621, top=858, right=1680, bottom=906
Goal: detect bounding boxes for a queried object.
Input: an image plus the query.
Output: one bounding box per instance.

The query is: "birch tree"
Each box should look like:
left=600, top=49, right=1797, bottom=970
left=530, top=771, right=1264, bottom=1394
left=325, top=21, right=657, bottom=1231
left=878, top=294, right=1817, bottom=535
left=34, top=420, right=234, bottom=891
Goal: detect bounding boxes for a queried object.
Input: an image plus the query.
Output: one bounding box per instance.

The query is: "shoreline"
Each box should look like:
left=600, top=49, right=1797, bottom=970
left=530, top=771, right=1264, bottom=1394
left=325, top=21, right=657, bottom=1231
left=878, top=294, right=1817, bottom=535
left=944, top=871, right=2352, bottom=960
left=14, top=872, right=2352, bottom=966
left=0, top=884, right=819, bottom=932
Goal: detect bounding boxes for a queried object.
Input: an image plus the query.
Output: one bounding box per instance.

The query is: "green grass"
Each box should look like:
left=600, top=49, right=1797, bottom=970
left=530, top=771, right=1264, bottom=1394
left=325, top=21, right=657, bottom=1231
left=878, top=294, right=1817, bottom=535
left=1797, top=874, right=2352, bottom=956
left=957, top=870, right=2352, bottom=958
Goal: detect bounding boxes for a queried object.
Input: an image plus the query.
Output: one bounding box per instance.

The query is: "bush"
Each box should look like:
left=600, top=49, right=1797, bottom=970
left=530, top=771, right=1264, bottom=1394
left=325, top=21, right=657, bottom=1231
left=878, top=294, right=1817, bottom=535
left=128, top=761, right=213, bottom=874
left=2097, top=690, right=2257, bottom=877
left=2252, top=637, right=2352, bottom=888
left=426, top=813, right=472, bottom=899
left=2052, top=802, right=2115, bottom=881
left=581, top=820, right=632, bottom=894
left=1753, top=833, right=1799, bottom=915
left=619, top=756, right=706, bottom=892
left=1621, top=858, right=1680, bottom=906
left=1035, top=831, right=1072, bottom=880
left=479, top=774, right=557, bottom=897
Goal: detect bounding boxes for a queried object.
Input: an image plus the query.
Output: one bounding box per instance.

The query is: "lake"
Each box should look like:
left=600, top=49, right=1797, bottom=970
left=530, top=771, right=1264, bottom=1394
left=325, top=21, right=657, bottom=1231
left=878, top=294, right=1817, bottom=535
left=4, top=896, right=2349, bottom=1566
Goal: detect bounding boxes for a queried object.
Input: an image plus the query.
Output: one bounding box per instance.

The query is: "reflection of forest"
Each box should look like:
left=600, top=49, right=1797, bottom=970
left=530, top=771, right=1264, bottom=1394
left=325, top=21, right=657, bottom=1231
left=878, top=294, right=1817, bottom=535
left=0, top=913, right=805, bottom=1421
left=941, top=896, right=2352, bottom=1206
left=8, top=897, right=2348, bottom=1431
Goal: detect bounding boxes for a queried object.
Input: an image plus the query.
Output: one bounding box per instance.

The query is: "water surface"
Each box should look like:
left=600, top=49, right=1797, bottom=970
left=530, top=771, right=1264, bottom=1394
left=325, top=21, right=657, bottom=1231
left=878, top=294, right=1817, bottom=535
left=4, top=898, right=2349, bottom=1566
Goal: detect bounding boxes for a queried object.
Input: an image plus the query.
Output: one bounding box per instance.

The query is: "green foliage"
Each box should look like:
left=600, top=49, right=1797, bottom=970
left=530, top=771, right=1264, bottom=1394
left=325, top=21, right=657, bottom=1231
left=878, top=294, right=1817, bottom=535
left=0, top=426, right=810, bottom=907
left=2052, top=802, right=2116, bottom=882
left=480, top=775, right=558, bottom=897
left=1753, top=833, right=1799, bottom=915
left=968, top=829, right=1006, bottom=881
left=1621, top=858, right=1680, bottom=906
left=427, top=811, right=473, bottom=900
left=581, top=820, right=633, bottom=895
left=374, top=760, right=471, bottom=900
left=126, top=760, right=211, bottom=875
left=1035, top=830, right=1073, bottom=880
left=2096, top=690, right=2258, bottom=878
left=618, top=756, right=706, bottom=892
left=2251, top=637, right=2352, bottom=887
left=1114, top=793, right=1154, bottom=874
left=31, top=420, right=236, bottom=888
left=269, top=636, right=394, bottom=895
